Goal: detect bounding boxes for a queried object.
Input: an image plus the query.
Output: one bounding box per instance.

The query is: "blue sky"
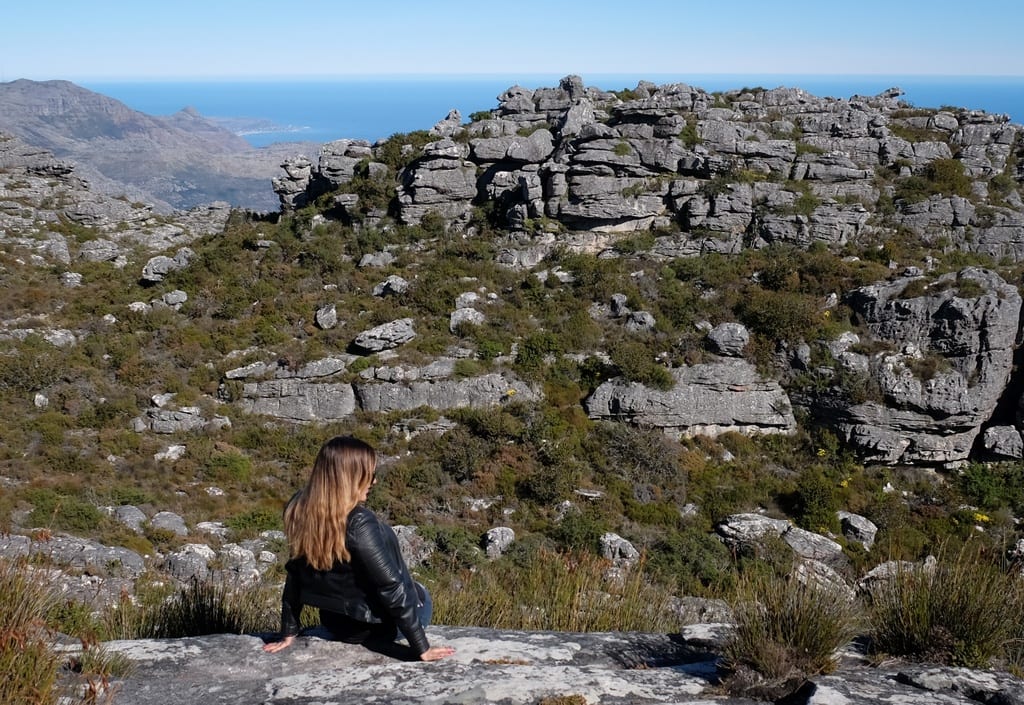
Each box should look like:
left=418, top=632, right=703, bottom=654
left=5, top=0, right=1024, bottom=81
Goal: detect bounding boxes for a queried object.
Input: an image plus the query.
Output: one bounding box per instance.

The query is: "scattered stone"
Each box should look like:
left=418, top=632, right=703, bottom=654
left=838, top=510, right=878, bottom=549
left=106, top=505, right=148, bottom=534
left=449, top=307, right=485, bottom=332
left=600, top=532, right=640, bottom=568
left=483, top=527, right=515, bottom=559
left=150, top=511, right=188, bottom=537
left=372, top=274, right=409, bottom=297
left=315, top=303, right=338, bottom=330
left=154, top=444, right=187, bottom=462
left=353, top=318, right=416, bottom=353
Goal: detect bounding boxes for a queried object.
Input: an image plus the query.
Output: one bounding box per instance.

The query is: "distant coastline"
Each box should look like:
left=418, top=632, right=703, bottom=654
left=81, top=74, right=1024, bottom=147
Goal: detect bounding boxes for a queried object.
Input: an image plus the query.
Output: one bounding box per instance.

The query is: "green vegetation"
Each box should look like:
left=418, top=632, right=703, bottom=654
left=1, top=558, right=131, bottom=705
left=432, top=548, right=674, bottom=631
left=867, top=546, right=1021, bottom=668
left=894, top=157, right=973, bottom=203
left=7, top=80, right=1024, bottom=694
left=678, top=116, right=701, bottom=148
left=724, top=571, right=860, bottom=692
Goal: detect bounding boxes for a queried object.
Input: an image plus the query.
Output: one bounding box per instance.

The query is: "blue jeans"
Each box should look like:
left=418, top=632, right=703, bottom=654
left=414, top=581, right=433, bottom=628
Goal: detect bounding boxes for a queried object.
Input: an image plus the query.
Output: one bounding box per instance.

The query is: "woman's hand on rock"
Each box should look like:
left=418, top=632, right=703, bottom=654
left=263, top=635, right=296, bottom=653
left=419, top=645, right=455, bottom=661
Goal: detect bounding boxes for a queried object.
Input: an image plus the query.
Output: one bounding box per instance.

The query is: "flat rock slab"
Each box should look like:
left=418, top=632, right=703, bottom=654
left=101, top=626, right=744, bottom=705
left=95, top=625, right=1024, bottom=705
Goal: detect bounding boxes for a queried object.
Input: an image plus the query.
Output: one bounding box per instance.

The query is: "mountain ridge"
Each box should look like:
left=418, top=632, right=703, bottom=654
left=0, top=78, right=315, bottom=211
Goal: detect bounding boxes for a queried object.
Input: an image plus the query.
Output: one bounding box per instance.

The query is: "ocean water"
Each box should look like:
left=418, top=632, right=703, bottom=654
left=81, top=74, right=1024, bottom=148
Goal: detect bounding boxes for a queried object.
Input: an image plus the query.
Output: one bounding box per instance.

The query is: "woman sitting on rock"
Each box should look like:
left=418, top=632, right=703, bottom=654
left=263, top=435, right=454, bottom=661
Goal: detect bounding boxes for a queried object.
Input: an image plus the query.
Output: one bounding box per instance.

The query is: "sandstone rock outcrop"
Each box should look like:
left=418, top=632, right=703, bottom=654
left=274, top=76, right=1021, bottom=266
left=586, top=360, right=796, bottom=437
left=816, top=267, right=1022, bottom=465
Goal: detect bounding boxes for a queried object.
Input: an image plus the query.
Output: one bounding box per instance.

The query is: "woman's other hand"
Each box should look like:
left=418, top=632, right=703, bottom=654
left=419, top=645, right=455, bottom=661
left=262, top=635, right=296, bottom=653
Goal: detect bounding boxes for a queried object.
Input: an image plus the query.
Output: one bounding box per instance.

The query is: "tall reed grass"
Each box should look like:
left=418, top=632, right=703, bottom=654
left=867, top=546, right=1022, bottom=668
left=104, top=578, right=277, bottom=640
left=431, top=549, right=674, bottom=632
left=0, top=558, right=126, bottom=705
left=723, top=569, right=861, bottom=687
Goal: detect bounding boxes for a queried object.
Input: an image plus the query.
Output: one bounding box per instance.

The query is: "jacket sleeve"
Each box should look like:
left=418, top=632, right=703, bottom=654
left=279, top=560, right=303, bottom=637
left=347, top=509, right=430, bottom=655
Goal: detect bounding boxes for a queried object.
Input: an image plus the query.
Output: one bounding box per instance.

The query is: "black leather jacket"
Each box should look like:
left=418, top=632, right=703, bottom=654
left=279, top=504, right=429, bottom=654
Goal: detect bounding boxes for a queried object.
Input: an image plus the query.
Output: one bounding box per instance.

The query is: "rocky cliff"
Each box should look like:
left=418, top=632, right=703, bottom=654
left=271, top=75, right=1024, bottom=467
left=7, top=75, right=1024, bottom=704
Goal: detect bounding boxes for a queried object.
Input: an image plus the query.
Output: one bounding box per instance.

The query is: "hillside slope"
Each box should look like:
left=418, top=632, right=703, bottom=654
left=0, top=79, right=312, bottom=211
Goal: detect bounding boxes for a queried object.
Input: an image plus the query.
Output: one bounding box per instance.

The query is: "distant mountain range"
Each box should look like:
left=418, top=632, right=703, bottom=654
left=0, top=79, right=318, bottom=211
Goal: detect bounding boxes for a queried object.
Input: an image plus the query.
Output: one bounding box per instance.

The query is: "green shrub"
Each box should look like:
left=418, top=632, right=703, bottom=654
left=894, top=157, right=972, bottom=203
left=549, top=508, right=609, bottom=552
left=204, top=450, right=253, bottom=483
left=607, top=340, right=674, bottom=391
left=735, top=288, right=822, bottom=343
left=867, top=546, right=1018, bottom=667
left=679, top=117, right=701, bottom=148
left=225, top=508, right=282, bottom=537
left=23, top=487, right=103, bottom=533
left=419, top=525, right=482, bottom=569
left=647, top=527, right=736, bottom=595
left=515, top=331, right=562, bottom=373
left=794, top=467, right=839, bottom=533
left=0, top=335, right=66, bottom=393
left=724, top=571, right=860, bottom=693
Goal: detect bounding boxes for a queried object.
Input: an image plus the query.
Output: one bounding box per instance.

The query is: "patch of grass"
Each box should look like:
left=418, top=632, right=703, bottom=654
left=112, top=578, right=276, bottom=639
left=432, top=548, right=674, bottom=632
left=867, top=545, right=1019, bottom=667
left=723, top=570, right=860, bottom=696
left=1, top=558, right=128, bottom=705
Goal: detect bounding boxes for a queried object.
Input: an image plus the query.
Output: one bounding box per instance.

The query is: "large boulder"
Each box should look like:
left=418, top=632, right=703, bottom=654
left=828, top=267, right=1021, bottom=464
left=586, top=360, right=796, bottom=437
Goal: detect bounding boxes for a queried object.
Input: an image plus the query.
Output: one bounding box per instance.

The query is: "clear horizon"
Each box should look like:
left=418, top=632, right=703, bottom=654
left=5, top=1, right=1024, bottom=82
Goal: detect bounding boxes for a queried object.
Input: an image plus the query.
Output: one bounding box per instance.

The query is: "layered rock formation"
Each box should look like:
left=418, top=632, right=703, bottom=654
left=269, top=76, right=1024, bottom=466
left=276, top=76, right=1021, bottom=262
left=820, top=267, right=1023, bottom=464
left=0, top=131, right=231, bottom=262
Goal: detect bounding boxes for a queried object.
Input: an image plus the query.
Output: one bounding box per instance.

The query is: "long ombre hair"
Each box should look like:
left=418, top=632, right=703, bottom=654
left=283, top=436, right=377, bottom=570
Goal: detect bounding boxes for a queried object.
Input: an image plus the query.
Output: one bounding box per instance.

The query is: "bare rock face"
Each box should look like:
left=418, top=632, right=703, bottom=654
left=354, top=372, right=535, bottom=414
left=826, top=267, right=1021, bottom=465
left=91, top=625, right=1024, bottom=705
left=586, top=360, right=796, bottom=437
left=238, top=380, right=358, bottom=423
left=273, top=76, right=1024, bottom=274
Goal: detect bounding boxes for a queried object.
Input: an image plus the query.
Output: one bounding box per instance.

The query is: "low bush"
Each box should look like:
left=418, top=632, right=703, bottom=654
left=867, top=545, right=1020, bottom=667
left=0, top=558, right=127, bottom=705
left=723, top=570, right=860, bottom=695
